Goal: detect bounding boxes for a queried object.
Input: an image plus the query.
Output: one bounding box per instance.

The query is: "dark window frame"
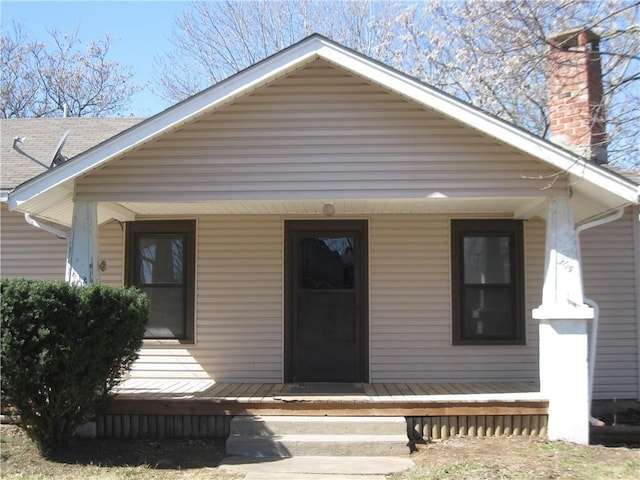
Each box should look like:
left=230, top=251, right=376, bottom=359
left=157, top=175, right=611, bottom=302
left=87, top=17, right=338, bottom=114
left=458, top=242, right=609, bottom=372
left=451, top=219, right=525, bottom=345
left=125, top=220, right=196, bottom=343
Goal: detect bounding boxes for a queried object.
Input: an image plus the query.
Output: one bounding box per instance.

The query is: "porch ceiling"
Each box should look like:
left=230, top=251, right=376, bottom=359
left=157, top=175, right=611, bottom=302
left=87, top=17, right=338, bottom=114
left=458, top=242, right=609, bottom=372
left=123, top=197, right=547, bottom=218
left=31, top=196, right=561, bottom=227
left=23, top=194, right=624, bottom=227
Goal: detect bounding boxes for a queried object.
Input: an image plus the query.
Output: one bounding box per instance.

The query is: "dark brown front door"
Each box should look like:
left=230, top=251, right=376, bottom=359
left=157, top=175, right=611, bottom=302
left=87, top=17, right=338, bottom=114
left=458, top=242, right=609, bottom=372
left=285, top=220, right=368, bottom=382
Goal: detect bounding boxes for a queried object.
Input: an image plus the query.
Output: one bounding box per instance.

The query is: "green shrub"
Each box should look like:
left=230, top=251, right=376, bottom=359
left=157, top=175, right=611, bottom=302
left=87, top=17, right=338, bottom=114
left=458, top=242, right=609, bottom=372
left=1, top=279, right=148, bottom=453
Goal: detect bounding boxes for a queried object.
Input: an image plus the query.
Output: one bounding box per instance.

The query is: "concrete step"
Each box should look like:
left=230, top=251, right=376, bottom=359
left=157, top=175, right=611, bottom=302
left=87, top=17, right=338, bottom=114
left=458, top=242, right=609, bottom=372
left=242, top=474, right=386, bottom=480
left=221, top=455, right=414, bottom=475
left=230, top=415, right=407, bottom=436
left=226, top=433, right=409, bottom=457
left=227, top=415, right=410, bottom=457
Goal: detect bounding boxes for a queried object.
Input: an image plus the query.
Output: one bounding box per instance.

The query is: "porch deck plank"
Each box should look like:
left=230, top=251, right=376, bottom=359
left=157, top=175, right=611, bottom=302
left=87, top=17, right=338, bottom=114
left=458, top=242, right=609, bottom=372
left=448, top=383, right=470, bottom=394
left=261, top=383, right=286, bottom=400
left=406, top=383, right=428, bottom=396
left=417, top=384, right=440, bottom=395
left=238, top=382, right=266, bottom=399
left=384, top=383, right=402, bottom=397
left=437, top=383, right=457, bottom=395
left=425, top=383, right=450, bottom=395
left=224, top=383, right=252, bottom=400
left=253, top=382, right=278, bottom=400
left=370, top=383, right=392, bottom=399
left=209, top=383, right=238, bottom=398
left=395, top=383, right=416, bottom=396
left=199, top=382, right=229, bottom=399
left=362, top=383, right=377, bottom=396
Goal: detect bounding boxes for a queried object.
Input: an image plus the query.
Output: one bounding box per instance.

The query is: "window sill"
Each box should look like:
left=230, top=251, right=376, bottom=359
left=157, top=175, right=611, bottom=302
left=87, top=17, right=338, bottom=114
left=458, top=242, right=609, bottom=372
left=142, top=338, right=195, bottom=346
left=453, top=340, right=526, bottom=346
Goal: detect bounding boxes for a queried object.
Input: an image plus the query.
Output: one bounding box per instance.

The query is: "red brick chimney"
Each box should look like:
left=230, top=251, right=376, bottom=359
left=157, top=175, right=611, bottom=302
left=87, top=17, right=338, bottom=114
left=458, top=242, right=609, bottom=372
left=547, top=28, right=607, bottom=164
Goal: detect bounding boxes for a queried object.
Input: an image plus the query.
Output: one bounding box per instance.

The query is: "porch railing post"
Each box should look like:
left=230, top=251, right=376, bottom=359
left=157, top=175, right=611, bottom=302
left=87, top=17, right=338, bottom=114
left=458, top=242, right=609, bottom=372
left=65, top=201, right=100, bottom=285
left=533, top=197, right=592, bottom=445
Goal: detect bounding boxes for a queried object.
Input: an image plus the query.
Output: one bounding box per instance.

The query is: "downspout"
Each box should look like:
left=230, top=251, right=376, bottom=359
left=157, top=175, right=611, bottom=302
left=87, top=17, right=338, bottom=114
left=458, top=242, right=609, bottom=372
left=575, top=207, right=625, bottom=425
left=24, top=213, right=69, bottom=240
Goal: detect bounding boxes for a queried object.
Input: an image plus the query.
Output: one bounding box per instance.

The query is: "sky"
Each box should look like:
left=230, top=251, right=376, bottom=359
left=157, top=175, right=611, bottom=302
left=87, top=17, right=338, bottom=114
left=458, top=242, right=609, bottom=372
left=1, top=1, right=194, bottom=117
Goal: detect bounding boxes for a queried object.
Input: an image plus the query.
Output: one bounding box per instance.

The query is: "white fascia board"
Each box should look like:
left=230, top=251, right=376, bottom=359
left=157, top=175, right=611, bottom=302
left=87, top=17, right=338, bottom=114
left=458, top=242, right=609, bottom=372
left=8, top=39, right=324, bottom=211
left=315, top=44, right=639, bottom=205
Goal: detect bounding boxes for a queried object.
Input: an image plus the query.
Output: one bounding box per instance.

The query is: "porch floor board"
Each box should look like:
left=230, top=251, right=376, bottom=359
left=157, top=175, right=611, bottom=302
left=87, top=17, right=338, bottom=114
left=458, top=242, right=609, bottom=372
left=110, top=380, right=547, bottom=417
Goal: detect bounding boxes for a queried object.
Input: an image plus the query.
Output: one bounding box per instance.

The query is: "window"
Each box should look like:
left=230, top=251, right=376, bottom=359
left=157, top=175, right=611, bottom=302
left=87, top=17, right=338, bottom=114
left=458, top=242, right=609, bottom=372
left=126, top=220, right=195, bottom=341
left=451, top=219, right=524, bottom=345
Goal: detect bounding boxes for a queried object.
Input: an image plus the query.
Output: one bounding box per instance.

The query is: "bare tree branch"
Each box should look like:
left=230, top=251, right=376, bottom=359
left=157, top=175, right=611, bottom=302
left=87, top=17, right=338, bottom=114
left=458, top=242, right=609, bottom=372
left=150, top=0, right=637, bottom=168
left=1, top=22, right=144, bottom=118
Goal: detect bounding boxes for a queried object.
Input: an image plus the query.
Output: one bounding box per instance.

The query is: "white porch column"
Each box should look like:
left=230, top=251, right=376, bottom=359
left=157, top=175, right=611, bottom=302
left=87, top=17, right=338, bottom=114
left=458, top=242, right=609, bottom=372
left=533, top=197, right=593, bottom=445
left=65, top=201, right=100, bottom=285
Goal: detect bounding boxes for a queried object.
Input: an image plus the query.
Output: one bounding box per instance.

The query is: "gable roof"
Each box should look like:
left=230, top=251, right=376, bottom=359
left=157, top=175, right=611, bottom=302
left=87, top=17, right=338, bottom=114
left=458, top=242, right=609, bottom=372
left=1, top=117, right=142, bottom=197
left=8, top=34, right=639, bottom=220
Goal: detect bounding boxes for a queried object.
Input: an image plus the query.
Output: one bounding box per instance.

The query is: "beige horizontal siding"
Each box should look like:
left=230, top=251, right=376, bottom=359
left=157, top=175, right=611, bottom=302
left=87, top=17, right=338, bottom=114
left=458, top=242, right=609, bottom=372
left=1, top=203, right=67, bottom=280
left=76, top=60, right=566, bottom=202
left=369, top=215, right=544, bottom=383
left=98, top=220, right=124, bottom=286
left=1, top=204, right=126, bottom=284
left=581, top=208, right=639, bottom=400
left=129, top=216, right=284, bottom=383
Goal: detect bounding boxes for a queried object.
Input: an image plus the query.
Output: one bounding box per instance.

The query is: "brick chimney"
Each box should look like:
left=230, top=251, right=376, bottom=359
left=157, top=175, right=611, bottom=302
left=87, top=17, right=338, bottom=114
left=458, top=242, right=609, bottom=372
left=547, top=28, right=607, bottom=164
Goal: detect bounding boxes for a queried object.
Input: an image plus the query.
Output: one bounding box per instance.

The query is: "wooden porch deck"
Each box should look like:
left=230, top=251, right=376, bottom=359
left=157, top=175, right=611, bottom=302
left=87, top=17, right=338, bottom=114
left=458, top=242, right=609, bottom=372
left=110, top=380, right=547, bottom=417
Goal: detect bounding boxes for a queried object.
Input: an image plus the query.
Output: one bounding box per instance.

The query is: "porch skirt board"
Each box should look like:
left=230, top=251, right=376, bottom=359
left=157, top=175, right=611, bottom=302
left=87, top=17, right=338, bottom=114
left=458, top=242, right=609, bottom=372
left=95, top=414, right=548, bottom=440
left=96, top=414, right=231, bottom=439
left=407, top=414, right=548, bottom=442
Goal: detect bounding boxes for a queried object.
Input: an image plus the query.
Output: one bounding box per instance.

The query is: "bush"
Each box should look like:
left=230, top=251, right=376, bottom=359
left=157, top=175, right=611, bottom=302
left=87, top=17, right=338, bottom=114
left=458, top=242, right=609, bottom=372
left=1, top=279, right=148, bottom=453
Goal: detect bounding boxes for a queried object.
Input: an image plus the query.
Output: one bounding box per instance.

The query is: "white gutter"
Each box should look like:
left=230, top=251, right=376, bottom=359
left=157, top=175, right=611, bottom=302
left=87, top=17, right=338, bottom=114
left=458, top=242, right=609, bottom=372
left=575, top=206, right=625, bottom=425
left=24, top=213, right=69, bottom=240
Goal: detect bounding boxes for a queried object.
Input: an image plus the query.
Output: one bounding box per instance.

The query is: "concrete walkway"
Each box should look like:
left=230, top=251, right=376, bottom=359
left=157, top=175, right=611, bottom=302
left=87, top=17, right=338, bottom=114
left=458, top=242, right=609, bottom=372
left=220, top=455, right=415, bottom=480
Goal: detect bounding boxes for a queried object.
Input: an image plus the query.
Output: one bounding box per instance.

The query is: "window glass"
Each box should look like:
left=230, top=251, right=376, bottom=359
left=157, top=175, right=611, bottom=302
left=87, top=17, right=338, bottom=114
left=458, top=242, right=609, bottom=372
left=141, top=286, right=185, bottom=338
left=299, top=237, right=355, bottom=289
left=462, top=287, right=514, bottom=340
left=463, top=236, right=511, bottom=284
left=137, top=235, right=184, bottom=284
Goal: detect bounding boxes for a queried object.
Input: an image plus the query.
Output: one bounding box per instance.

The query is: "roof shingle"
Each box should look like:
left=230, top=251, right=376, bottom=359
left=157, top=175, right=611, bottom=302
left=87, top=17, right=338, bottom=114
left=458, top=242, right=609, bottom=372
left=1, top=117, right=143, bottom=192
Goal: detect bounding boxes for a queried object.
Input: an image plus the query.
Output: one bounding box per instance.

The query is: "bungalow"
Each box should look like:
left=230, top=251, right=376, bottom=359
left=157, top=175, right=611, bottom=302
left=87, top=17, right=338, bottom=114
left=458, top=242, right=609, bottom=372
left=3, top=32, right=639, bottom=446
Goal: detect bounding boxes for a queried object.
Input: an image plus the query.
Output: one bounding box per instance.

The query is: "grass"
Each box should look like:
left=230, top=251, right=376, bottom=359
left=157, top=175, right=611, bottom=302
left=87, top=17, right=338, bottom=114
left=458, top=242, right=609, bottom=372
left=391, top=436, right=640, bottom=480
left=2, top=425, right=639, bottom=479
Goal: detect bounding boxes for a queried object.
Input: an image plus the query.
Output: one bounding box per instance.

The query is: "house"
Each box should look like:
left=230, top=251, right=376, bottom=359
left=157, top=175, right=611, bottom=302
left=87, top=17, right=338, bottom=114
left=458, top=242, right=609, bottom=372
left=3, top=33, right=639, bottom=446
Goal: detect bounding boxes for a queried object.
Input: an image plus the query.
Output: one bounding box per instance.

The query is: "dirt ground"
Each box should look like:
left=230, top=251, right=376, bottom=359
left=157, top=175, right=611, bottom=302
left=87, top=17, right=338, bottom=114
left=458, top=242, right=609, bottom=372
left=1, top=424, right=639, bottom=480
left=25, top=429, right=227, bottom=469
